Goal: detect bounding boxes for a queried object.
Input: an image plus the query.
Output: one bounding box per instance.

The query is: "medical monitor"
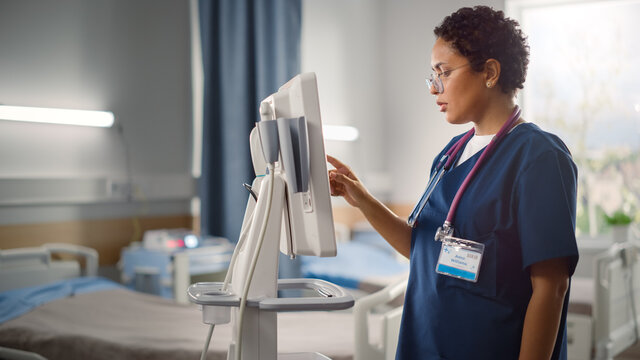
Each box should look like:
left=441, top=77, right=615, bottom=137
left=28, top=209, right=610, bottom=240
left=257, top=72, right=337, bottom=258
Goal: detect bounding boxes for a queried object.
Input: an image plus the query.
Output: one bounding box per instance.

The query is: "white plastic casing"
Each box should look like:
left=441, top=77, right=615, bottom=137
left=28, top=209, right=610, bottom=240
left=259, top=73, right=336, bottom=257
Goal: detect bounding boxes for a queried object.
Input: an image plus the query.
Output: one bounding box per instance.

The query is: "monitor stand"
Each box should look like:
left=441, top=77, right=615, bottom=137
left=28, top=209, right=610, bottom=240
left=188, top=172, right=354, bottom=360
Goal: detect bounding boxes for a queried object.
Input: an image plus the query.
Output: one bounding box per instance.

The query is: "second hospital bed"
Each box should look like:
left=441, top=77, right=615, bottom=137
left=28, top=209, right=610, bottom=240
left=7, top=238, right=640, bottom=360
left=0, top=243, right=404, bottom=360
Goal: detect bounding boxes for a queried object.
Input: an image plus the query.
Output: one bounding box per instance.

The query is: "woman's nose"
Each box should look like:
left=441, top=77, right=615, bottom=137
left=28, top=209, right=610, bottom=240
left=429, top=83, right=439, bottom=95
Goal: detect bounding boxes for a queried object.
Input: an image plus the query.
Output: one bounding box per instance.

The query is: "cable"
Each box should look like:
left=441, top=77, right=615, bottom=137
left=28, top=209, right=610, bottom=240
left=222, top=209, right=255, bottom=292
left=115, top=123, right=144, bottom=243
left=222, top=180, right=263, bottom=291
left=200, top=324, right=215, bottom=360
left=200, top=182, right=261, bottom=360
left=235, top=165, right=275, bottom=360
left=115, top=123, right=134, bottom=203
left=222, top=181, right=263, bottom=291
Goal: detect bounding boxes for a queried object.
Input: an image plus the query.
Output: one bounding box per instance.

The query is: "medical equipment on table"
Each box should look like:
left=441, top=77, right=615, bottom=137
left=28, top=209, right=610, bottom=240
left=142, top=228, right=204, bottom=250
left=188, top=73, right=354, bottom=360
left=120, top=231, right=233, bottom=303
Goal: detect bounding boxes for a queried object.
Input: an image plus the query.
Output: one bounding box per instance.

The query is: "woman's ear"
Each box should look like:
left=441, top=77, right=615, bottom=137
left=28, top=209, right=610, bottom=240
left=484, top=59, right=501, bottom=89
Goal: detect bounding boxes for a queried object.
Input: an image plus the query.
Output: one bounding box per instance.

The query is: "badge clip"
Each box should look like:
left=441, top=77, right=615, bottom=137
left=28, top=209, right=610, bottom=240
left=435, top=221, right=454, bottom=242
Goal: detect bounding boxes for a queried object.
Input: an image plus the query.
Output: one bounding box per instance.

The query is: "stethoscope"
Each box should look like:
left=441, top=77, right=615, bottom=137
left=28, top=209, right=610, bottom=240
left=407, top=106, right=522, bottom=241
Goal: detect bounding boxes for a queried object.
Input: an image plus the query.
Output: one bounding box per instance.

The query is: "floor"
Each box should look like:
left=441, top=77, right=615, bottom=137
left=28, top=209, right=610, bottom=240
left=617, top=343, right=640, bottom=359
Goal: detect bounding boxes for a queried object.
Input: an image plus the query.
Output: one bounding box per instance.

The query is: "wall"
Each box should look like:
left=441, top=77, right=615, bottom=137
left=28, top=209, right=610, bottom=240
left=0, top=0, right=510, bottom=247
left=0, top=0, right=194, bottom=256
left=301, top=0, right=387, bottom=201
left=302, top=0, right=505, bottom=214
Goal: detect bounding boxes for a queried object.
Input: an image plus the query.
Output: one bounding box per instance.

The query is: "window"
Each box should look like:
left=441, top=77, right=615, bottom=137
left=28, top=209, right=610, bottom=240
left=513, top=0, right=640, bottom=237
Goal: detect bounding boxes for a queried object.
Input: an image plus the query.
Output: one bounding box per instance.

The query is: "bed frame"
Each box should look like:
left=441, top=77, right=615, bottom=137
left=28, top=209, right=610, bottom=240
left=353, top=277, right=407, bottom=360
left=353, top=242, right=640, bottom=360
left=592, top=242, right=640, bottom=359
left=13, top=241, right=636, bottom=360
left=0, top=243, right=97, bottom=292
left=0, top=243, right=98, bottom=360
left=0, top=243, right=407, bottom=360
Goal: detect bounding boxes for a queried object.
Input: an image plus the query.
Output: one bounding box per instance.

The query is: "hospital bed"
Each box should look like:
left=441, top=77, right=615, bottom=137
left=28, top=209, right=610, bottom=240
left=301, top=228, right=410, bottom=294
left=10, top=239, right=640, bottom=360
left=567, top=241, right=640, bottom=360
left=0, top=243, right=404, bottom=360
left=298, top=228, right=409, bottom=360
left=304, top=230, right=640, bottom=360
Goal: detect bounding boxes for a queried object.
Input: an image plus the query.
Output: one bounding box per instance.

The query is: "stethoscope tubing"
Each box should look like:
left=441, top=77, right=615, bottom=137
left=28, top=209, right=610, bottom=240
left=445, top=106, right=521, bottom=224
left=407, top=106, right=522, bottom=228
left=407, top=165, right=446, bottom=227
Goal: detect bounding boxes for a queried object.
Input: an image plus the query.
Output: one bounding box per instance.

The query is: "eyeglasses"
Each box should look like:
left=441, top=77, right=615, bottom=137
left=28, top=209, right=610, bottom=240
left=426, top=63, right=472, bottom=94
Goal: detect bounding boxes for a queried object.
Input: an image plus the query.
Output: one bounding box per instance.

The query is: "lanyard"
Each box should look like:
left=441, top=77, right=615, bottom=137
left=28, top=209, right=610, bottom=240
left=407, top=106, right=522, bottom=231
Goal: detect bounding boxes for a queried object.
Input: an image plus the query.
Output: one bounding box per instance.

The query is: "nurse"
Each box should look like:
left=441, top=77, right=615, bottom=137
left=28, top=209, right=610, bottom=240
left=328, top=5, right=578, bottom=360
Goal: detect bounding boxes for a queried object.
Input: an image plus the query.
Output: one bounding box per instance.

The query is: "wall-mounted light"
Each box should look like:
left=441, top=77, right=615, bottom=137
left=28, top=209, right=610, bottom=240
left=323, top=125, right=359, bottom=141
left=0, top=105, right=114, bottom=128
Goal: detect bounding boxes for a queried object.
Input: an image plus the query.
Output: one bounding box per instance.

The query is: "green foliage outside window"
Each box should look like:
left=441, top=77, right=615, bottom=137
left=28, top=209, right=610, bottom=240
left=604, top=210, right=633, bottom=226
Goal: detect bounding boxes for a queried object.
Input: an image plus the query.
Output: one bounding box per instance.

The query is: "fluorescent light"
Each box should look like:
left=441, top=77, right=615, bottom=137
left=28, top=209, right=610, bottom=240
left=323, top=125, right=359, bottom=141
left=0, top=105, right=115, bottom=128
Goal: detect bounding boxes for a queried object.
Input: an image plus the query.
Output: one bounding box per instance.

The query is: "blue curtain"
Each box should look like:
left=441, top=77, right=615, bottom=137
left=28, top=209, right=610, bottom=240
left=198, top=0, right=302, bottom=275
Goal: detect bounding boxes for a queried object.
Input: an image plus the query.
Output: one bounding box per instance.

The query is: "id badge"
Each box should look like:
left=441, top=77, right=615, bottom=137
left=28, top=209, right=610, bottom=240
left=436, top=236, right=484, bottom=283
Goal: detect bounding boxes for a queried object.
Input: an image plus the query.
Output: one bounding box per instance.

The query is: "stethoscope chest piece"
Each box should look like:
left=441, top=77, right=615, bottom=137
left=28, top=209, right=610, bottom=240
left=434, top=222, right=454, bottom=242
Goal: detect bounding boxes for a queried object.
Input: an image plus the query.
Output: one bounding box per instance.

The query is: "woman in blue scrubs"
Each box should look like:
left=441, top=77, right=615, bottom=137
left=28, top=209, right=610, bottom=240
left=328, top=6, right=578, bottom=360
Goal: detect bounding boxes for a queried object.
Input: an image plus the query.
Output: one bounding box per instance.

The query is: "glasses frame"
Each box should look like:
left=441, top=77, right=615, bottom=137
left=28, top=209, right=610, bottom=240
left=426, top=62, right=473, bottom=94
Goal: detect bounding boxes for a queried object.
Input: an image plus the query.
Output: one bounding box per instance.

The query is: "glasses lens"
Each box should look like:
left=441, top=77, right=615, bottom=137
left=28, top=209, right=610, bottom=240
left=426, top=74, right=443, bottom=93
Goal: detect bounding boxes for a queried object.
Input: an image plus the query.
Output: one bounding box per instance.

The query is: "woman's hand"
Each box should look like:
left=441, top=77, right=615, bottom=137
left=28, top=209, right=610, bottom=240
left=327, top=154, right=412, bottom=258
left=327, top=155, right=370, bottom=208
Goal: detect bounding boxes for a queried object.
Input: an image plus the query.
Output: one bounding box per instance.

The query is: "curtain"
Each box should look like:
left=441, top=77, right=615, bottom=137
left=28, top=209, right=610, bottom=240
left=198, top=0, right=302, bottom=276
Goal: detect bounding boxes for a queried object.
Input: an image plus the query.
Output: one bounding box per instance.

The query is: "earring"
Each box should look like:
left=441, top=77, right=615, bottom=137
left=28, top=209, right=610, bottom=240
left=486, top=82, right=492, bottom=88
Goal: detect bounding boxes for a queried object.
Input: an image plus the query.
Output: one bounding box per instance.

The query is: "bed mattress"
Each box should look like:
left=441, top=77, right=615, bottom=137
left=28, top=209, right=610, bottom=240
left=0, top=287, right=379, bottom=360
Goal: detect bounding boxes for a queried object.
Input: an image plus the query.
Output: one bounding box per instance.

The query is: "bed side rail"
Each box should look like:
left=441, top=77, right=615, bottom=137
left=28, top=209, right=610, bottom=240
left=42, top=243, right=98, bottom=277
left=0, top=244, right=98, bottom=292
left=353, top=276, right=408, bottom=360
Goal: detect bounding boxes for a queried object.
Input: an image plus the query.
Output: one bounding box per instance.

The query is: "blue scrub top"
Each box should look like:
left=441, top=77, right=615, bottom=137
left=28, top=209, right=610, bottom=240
left=396, top=123, right=579, bottom=360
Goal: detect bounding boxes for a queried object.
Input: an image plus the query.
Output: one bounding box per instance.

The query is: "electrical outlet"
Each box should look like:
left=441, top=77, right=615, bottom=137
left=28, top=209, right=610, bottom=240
left=108, top=180, right=133, bottom=198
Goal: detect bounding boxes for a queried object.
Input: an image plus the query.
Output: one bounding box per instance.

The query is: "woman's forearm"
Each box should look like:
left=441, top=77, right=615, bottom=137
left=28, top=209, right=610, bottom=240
left=519, top=259, right=569, bottom=360
left=358, top=194, right=413, bottom=259
left=325, top=155, right=412, bottom=258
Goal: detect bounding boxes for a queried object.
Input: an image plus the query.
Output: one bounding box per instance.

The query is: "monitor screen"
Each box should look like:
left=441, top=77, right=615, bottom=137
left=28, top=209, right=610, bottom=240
left=258, top=72, right=337, bottom=257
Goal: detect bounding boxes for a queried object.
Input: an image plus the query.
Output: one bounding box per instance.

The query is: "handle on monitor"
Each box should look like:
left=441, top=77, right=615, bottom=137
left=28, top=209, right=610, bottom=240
left=277, top=116, right=310, bottom=193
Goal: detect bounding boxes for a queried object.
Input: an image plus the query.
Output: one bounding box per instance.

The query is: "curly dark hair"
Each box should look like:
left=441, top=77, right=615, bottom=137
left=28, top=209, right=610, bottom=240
left=434, top=6, right=529, bottom=94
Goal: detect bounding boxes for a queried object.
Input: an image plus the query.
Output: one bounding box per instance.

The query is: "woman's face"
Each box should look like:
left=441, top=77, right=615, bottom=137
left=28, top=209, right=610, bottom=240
left=430, top=37, right=488, bottom=125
